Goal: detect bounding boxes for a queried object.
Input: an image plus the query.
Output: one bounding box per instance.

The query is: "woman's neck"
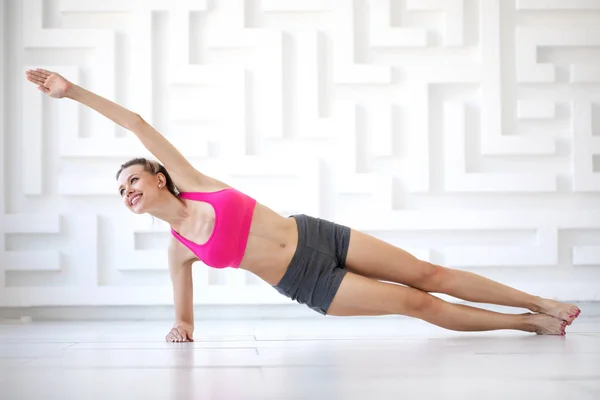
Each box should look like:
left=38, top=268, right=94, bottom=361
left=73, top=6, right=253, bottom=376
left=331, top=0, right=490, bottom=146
left=148, top=192, right=190, bottom=230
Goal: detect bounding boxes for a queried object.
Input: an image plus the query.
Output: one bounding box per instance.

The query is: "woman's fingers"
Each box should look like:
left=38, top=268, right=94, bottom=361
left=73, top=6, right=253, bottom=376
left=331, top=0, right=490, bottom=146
left=166, top=327, right=193, bottom=342
left=31, top=68, right=51, bottom=79
left=167, top=331, right=179, bottom=342
left=181, top=328, right=193, bottom=342
left=171, top=328, right=185, bottom=342
left=35, top=68, right=53, bottom=77
left=37, top=86, right=49, bottom=94
left=26, top=71, right=45, bottom=86
left=176, top=327, right=190, bottom=342
left=26, top=70, right=51, bottom=86
left=175, top=327, right=192, bottom=342
left=27, top=69, right=47, bottom=80
left=25, top=68, right=54, bottom=86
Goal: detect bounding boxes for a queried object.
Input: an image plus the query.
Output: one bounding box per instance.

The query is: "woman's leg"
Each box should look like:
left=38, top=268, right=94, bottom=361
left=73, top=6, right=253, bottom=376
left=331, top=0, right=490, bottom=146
left=327, top=271, right=567, bottom=335
left=343, top=229, right=581, bottom=324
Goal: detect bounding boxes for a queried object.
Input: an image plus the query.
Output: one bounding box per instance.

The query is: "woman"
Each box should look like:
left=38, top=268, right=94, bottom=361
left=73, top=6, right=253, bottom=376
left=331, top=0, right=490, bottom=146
left=26, top=68, right=580, bottom=342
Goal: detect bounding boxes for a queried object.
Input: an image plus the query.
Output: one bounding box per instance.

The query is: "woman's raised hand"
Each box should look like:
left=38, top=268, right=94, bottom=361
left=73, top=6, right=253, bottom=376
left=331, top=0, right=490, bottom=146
left=25, top=68, right=72, bottom=99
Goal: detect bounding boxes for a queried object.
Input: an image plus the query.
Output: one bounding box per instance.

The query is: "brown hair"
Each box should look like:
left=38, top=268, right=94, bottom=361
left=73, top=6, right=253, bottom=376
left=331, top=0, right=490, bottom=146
left=115, top=158, right=178, bottom=196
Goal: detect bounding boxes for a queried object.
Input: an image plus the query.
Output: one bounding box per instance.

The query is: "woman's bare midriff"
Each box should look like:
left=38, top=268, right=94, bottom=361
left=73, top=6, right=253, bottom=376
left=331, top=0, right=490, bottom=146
left=237, top=203, right=298, bottom=286
left=173, top=179, right=299, bottom=286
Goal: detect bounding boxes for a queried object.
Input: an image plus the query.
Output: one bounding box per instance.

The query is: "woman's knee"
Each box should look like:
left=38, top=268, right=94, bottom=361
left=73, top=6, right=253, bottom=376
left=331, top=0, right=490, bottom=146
left=414, top=261, right=448, bottom=292
left=402, top=287, right=441, bottom=317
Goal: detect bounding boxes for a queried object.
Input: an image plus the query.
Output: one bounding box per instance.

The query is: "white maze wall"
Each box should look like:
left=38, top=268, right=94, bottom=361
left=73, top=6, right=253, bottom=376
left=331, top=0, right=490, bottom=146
left=1, top=0, right=599, bottom=307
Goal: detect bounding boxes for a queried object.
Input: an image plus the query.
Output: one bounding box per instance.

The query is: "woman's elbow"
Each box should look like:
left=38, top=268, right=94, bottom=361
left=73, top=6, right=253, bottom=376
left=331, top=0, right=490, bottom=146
left=124, top=113, right=145, bottom=131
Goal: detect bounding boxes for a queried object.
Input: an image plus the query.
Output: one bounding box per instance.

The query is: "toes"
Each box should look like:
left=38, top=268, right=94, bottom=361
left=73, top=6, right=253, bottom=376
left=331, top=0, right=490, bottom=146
left=560, top=321, right=567, bottom=335
left=566, top=309, right=581, bottom=325
left=561, top=307, right=580, bottom=323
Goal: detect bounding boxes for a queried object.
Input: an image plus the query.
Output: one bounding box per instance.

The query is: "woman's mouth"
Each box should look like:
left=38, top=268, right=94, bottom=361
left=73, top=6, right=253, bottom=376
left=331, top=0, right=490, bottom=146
left=130, top=193, right=143, bottom=206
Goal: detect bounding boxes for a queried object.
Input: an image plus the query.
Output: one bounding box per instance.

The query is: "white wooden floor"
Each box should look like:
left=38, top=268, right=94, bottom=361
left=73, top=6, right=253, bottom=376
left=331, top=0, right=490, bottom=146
left=0, top=315, right=599, bottom=400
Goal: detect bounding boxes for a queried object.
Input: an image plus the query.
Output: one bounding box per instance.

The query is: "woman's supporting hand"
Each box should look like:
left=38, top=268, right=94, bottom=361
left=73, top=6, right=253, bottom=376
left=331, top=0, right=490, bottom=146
left=25, top=69, right=72, bottom=99
left=166, top=321, right=194, bottom=342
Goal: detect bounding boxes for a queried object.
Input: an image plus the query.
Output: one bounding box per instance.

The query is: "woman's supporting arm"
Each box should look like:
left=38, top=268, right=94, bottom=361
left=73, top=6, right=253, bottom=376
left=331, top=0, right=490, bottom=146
left=168, top=242, right=196, bottom=336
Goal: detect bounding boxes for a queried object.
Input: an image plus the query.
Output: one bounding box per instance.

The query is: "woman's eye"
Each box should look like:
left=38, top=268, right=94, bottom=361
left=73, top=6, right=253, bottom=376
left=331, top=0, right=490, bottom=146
left=131, top=177, right=138, bottom=183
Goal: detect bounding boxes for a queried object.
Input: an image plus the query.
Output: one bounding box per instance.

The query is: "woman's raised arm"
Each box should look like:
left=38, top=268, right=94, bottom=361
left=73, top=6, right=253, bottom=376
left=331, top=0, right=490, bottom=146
left=25, top=68, right=206, bottom=191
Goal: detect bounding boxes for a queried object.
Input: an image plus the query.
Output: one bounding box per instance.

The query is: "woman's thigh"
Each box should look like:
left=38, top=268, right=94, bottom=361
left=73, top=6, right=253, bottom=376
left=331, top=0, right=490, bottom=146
left=326, top=270, right=436, bottom=317
left=343, top=229, right=443, bottom=292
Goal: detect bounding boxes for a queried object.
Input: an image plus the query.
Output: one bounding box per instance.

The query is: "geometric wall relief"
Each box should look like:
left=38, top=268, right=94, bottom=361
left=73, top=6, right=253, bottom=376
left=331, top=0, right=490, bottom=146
left=4, top=0, right=600, bottom=307
left=443, top=101, right=556, bottom=192
left=516, top=27, right=600, bottom=84
left=479, top=0, right=559, bottom=158
left=0, top=214, right=99, bottom=305
left=573, top=101, right=600, bottom=192
left=517, top=0, right=600, bottom=12
left=0, top=0, right=5, bottom=292
left=2, top=215, right=62, bottom=276
left=515, top=1, right=600, bottom=194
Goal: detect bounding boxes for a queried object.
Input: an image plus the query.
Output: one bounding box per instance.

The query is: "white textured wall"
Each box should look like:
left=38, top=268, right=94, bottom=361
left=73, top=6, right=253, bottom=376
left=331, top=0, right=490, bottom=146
left=1, top=0, right=599, bottom=307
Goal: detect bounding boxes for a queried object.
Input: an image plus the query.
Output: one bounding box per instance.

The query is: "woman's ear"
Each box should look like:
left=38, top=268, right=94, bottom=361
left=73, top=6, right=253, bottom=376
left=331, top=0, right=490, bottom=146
left=157, top=172, right=166, bottom=188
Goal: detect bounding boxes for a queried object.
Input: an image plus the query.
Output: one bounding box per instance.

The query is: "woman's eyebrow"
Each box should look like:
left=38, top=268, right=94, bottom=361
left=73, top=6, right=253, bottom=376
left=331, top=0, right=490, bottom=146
left=118, top=174, right=135, bottom=192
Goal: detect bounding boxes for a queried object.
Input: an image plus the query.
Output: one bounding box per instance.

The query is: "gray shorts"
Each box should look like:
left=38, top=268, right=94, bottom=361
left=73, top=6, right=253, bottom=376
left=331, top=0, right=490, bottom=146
left=273, top=214, right=351, bottom=315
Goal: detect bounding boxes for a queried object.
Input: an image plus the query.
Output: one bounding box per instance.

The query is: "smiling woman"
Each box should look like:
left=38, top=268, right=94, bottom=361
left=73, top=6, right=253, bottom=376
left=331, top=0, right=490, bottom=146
left=116, top=158, right=179, bottom=212
left=25, top=68, right=581, bottom=343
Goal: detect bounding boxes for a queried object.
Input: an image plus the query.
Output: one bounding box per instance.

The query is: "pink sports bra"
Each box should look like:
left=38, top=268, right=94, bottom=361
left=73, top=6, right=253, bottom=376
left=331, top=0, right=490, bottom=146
left=170, top=188, right=257, bottom=269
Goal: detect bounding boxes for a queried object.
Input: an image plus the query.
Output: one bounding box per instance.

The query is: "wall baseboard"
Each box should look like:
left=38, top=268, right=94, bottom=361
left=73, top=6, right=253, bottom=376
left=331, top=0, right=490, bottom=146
left=1, top=301, right=599, bottom=321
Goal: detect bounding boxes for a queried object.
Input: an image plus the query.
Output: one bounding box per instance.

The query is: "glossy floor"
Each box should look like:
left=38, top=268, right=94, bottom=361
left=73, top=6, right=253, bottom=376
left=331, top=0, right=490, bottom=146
left=0, top=316, right=598, bottom=399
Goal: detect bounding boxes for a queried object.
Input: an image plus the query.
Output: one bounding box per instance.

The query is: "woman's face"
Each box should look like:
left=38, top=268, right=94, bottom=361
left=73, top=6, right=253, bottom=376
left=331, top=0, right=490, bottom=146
left=117, top=164, right=162, bottom=214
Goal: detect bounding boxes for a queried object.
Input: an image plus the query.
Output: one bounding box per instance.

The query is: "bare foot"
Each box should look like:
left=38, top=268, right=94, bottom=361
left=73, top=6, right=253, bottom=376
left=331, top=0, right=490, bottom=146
left=527, top=314, right=567, bottom=336
left=537, top=298, right=581, bottom=325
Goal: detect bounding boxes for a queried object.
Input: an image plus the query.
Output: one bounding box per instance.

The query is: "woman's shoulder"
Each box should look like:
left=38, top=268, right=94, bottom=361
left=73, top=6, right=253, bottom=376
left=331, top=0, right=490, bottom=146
left=175, top=175, right=233, bottom=194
